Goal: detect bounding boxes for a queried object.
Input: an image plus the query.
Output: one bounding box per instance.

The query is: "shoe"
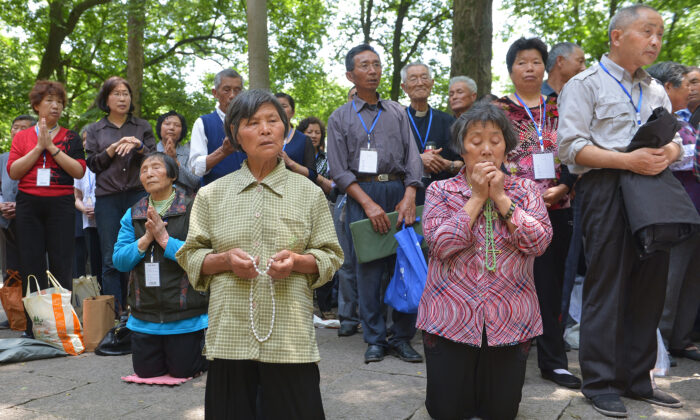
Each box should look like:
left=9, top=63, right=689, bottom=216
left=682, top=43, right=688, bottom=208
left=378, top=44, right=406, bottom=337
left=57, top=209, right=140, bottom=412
left=625, top=389, right=682, bottom=408
left=389, top=341, right=423, bottom=363
left=589, top=394, right=628, bottom=418
left=564, top=340, right=571, bottom=352
left=541, top=369, right=581, bottom=389
left=670, top=346, right=700, bottom=361
left=668, top=353, right=677, bottom=367
left=0, top=320, right=10, bottom=329
left=338, top=323, right=358, bottom=337
left=364, top=344, right=385, bottom=364
left=20, top=331, right=34, bottom=339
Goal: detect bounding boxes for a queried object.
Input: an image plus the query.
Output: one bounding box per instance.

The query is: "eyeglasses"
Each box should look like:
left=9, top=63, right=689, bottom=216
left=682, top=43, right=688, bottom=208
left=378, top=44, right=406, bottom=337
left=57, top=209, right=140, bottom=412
left=357, top=62, right=382, bottom=71
left=407, top=74, right=431, bottom=83
left=110, top=91, right=131, bottom=98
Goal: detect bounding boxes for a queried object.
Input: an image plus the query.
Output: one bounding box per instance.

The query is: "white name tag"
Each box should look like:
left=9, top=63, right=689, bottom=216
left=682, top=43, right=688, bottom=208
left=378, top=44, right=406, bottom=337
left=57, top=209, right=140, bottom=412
left=358, top=148, right=378, bottom=174
left=144, top=262, right=160, bottom=287
left=533, top=152, right=556, bottom=180
left=36, top=168, right=51, bottom=186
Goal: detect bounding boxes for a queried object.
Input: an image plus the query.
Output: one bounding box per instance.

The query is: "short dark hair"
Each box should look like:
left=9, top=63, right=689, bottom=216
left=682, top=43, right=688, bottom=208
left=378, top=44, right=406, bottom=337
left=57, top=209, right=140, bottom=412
left=96, top=76, right=134, bottom=114
left=647, top=61, right=689, bottom=88
left=142, top=151, right=179, bottom=181
left=345, top=44, right=380, bottom=72
left=274, top=92, right=295, bottom=112
left=297, top=116, right=326, bottom=149
left=546, top=42, right=581, bottom=72
left=29, top=81, right=67, bottom=112
left=224, top=90, right=289, bottom=152
left=155, top=110, right=188, bottom=143
left=506, top=37, right=548, bottom=74
left=450, top=103, right=518, bottom=156
left=13, top=114, right=37, bottom=126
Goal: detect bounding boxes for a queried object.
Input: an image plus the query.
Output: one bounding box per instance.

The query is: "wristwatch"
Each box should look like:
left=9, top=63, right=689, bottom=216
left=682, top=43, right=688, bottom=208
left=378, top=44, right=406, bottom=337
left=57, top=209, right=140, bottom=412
left=449, top=161, right=455, bottom=173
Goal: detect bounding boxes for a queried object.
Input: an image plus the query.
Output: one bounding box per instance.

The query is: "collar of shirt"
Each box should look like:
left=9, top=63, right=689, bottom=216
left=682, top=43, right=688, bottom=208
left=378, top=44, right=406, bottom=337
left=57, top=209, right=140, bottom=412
left=600, top=54, right=652, bottom=87
left=232, top=159, right=287, bottom=196
left=676, top=108, right=691, bottom=122
left=408, top=105, right=432, bottom=118
left=352, top=94, right=388, bottom=112
left=541, top=81, right=556, bottom=98
left=440, top=166, right=517, bottom=198
left=215, top=107, right=225, bottom=122
left=94, top=114, right=138, bottom=130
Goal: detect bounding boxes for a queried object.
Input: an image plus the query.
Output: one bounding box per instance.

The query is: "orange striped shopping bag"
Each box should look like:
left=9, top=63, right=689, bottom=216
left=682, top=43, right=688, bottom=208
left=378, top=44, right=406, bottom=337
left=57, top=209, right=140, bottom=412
left=22, top=271, right=85, bottom=355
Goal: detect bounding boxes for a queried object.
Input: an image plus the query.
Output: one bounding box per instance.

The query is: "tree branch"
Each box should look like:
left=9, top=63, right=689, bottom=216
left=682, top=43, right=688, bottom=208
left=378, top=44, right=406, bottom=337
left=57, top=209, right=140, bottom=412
left=402, top=8, right=450, bottom=65
left=66, top=0, right=113, bottom=34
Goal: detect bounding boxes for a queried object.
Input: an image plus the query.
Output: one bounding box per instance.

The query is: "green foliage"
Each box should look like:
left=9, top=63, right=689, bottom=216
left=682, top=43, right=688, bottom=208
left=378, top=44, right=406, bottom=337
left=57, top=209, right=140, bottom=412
left=501, top=0, right=700, bottom=68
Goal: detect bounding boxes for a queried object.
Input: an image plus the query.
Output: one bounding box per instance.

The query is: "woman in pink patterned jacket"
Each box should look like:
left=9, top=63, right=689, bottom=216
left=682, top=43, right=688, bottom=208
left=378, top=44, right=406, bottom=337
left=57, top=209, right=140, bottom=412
left=417, top=103, right=552, bottom=420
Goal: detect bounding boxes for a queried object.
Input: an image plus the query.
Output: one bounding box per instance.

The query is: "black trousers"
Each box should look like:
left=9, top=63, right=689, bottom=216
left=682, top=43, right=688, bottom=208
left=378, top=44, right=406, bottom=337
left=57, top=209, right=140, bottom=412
left=1, top=220, right=19, bottom=276
left=533, top=208, right=572, bottom=371
left=205, top=359, right=325, bottom=420
left=423, top=331, right=530, bottom=420
left=131, top=330, right=208, bottom=379
left=577, top=170, right=669, bottom=398
left=16, top=192, right=75, bottom=333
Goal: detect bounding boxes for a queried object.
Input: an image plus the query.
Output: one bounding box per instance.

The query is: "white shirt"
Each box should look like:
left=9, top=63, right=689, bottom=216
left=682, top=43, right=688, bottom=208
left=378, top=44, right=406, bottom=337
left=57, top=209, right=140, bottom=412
left=74, top=169, right=97, bottom=229
left=189, top=107, right=226, bottom=177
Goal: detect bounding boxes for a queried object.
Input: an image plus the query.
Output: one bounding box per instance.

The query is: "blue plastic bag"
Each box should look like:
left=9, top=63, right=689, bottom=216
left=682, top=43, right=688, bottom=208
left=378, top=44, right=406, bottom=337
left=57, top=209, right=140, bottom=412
left=384, top=222, right=428, bottom=313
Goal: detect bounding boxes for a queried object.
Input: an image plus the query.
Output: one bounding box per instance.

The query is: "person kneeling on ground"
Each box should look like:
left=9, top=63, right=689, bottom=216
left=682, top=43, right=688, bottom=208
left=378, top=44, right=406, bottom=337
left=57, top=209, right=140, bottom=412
left=418, top=104, right=553, bottom=420
left=113, top=152, right=208, bottom=378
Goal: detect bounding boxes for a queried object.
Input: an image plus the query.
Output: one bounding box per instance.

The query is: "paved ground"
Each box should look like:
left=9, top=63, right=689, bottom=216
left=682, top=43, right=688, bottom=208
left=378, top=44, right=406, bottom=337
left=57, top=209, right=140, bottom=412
left=0, top=319, right=698, bottom=419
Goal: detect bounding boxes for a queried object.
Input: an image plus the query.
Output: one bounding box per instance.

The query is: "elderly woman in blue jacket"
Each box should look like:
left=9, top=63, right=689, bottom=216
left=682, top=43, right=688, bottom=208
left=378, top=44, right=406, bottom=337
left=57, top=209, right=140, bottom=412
left=113, top=152, right=208, bottom=378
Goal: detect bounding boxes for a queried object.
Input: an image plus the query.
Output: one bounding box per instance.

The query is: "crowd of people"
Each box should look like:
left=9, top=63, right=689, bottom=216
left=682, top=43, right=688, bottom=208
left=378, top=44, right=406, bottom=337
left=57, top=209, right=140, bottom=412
left=0, top=4, right=699, bottom=419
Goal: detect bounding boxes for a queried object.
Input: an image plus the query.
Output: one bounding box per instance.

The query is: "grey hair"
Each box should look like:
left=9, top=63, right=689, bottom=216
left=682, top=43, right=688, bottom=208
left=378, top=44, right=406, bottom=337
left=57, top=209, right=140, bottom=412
left=646, top=61, right=689, bottom=88
left=608, top=4, right=659, bottom=42
left=142, top=152, right=179, bottom=181
left=224, top=90, right=289, bottom=152
left=400, top=62, right=433, bottom=83
left=450, top=103, right=518, bottom=156
left=546, top=42, right=581, bottom=72
left=449, top=76, right=477, bottom=95
left=214, top=69, right=244, bottom=90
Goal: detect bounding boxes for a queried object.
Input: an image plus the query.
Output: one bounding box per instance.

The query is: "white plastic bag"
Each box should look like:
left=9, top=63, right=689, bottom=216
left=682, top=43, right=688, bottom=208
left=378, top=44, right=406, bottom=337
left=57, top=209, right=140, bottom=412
left=651, top=329, right=670, bottom=377
left=71, top=275, right=101, bottom=321
left=22, top=271, right=85, bottom=356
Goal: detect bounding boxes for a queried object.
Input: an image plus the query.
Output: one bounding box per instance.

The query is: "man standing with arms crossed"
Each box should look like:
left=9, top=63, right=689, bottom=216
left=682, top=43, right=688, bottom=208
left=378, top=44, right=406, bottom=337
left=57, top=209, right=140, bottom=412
left=327, top=44, right=423, bottom=364
left=558, top=5, right=683, bottom=417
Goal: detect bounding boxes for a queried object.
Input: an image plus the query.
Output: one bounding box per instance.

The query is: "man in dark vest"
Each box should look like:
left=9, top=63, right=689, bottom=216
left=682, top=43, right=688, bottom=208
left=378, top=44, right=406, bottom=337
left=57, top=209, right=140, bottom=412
left=189, top=69, right=246, bottom=185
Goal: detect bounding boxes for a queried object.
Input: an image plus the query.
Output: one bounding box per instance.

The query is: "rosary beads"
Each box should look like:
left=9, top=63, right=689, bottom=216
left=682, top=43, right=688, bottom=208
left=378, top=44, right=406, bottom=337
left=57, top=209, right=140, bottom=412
left=247, top=255, right=276, bottom=343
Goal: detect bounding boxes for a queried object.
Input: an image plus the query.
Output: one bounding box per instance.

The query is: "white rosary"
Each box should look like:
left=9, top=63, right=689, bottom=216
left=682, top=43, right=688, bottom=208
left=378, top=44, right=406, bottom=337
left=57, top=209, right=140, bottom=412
left=248, top=255, right=276, bottom=343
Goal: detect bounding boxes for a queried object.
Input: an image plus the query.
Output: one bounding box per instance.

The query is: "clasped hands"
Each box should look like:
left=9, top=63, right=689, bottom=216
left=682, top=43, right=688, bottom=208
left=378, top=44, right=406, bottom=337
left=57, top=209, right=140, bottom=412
left=222, top=248, right=296, bottom=280
left=138, top=206, right=170, bottom=251
left=34, top=118, right=59, bottom=155
left=108, top=136, right=143, bottom=157
left=468, top=161, right=508, bottom=204
left=421, top=148, right=450, bottom=174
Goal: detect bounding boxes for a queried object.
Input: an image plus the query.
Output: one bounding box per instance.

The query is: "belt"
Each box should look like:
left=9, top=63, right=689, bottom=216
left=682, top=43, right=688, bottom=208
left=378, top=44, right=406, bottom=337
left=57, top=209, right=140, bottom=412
left=355, top=173, right=404, bottom=183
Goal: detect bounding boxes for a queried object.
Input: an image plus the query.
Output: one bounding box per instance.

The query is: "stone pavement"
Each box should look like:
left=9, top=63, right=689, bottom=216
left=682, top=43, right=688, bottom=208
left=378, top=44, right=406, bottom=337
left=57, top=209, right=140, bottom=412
left=0, top=323, right=699, bottom=419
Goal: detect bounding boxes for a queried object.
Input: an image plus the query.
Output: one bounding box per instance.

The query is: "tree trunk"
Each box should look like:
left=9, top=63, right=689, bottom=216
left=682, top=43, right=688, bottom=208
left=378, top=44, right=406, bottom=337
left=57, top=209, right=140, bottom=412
left=126, top=0, right=146, bottom=117
left=390, top=0, right=410, bottom=101
left=360, top=0, right=374, bottom=44
left=451, top=0, right=493, bottom=98
left=247, top=0, right=270, bottom=91
left=36, top=0, right=113, bottom=81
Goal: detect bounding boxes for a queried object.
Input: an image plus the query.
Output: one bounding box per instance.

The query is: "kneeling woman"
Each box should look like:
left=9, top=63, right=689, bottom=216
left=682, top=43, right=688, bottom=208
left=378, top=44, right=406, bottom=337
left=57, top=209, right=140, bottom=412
left=113, top=152, right=208, bottom=378
left=418, top=104, right=553, bottom=420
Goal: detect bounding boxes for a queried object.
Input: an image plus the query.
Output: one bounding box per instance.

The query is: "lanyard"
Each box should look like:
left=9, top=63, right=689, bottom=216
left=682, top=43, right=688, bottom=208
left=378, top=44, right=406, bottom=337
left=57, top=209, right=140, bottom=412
left=283, top=128, right=294, bottom=151
left=406, top=107, right=433, bottom=150
left=87, top=170, right=95, bottom=198
left=513, top=93, right=546, bottom=151
left=352, top=100, right=382, bottom=148
left=599, top=62, right=643, bottom=126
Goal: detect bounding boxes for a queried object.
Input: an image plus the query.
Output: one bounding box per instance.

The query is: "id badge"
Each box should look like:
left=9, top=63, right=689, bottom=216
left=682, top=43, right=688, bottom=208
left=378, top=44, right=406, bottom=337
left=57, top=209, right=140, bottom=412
left=358, top=148, right=378, bottom=174
left=36, top=168, right=51, bottom=186
left=533, top=152, right=556, bottom=180
left=145, top=262, right=161, bottom=287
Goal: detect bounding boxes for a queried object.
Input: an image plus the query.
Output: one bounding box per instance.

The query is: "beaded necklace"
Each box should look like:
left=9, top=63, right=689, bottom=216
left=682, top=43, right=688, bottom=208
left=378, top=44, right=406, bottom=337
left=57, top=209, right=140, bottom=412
left=467, top=177, right=500, bottom=272
left=247, top=255, right=276, bottom=342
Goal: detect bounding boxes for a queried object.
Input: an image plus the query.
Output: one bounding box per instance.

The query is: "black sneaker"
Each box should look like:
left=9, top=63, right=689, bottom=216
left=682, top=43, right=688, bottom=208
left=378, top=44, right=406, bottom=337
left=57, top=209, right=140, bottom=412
left=626, top=389, right=682, bottom=408
left=541, top=369, right=581, bottom=389
left=589, top=394, right=627, bottom=418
